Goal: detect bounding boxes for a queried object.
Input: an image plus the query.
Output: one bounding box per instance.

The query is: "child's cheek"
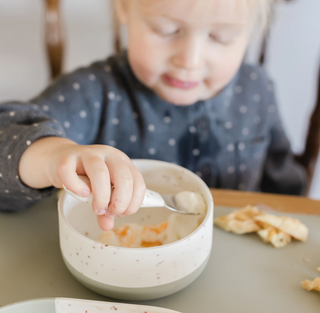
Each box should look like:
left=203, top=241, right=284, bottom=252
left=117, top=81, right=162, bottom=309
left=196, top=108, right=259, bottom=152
left=210, top=48, right=246, bottom=91
left=128, top=41, right=164, bottom=87
left=128, top=51, right=157, bottom=86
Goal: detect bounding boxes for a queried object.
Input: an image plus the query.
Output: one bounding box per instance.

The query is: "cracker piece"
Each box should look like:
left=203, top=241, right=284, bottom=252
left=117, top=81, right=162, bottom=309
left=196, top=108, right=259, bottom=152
left=302, top=277, right=320, bottom=292
left=214, top=206, right=266, bottom=234
left=254, top=214, right=308, bottom=241
left=257, top=227, right=291, bottom=248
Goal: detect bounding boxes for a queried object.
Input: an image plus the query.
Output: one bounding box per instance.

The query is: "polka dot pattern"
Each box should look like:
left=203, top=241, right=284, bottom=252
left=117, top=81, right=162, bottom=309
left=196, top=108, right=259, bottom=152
left=239, top=106, right=247, bottom=114
left=0, top=59, right=302, bottom=210
left=168, top=138, right=176, bottom=146
left=242, top=128, right=249, bottom=135
left=108, top=92, right=115, bottom=100
left=268, top=105, right=276, bottom=113
left=192, top=149, right=200, bottom=156
left=254, top=116, right=261, bottom=124
left=253, top=94, right=261, bottom=102
left=148, top=148, right=156, bottom=155
left=189, top=126, right=196, bottom=133
left=58, top=95, right=65, bottom=102
left=130, top=135, right=137, bottom=142
left=223, top=100, right=230, bottom=108
left=250, top=72, right=258, bottom=80
left=238, top=142, right=245, bottom=150
left=148, top=124, right=155, bottom=132
left=225, top=121, right=232, bottom=129
left=227, top=144, right=234, bottom=152
left=239, top=164, right=247, bottom=172
left=235, top=85, right=243, bottom=94
left=88, top=74, right=96, bottom=81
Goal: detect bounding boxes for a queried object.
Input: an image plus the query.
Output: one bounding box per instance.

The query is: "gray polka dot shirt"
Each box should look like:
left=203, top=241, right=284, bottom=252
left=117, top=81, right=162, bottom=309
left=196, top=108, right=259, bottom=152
left=0, top=51, right=306, bottom=212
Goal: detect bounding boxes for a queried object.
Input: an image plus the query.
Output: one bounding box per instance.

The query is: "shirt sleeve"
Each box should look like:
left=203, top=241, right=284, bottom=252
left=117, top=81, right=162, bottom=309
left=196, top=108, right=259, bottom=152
left=0, top=63, right=106, bottom=212
left=259, top=82, right=307, bottom=195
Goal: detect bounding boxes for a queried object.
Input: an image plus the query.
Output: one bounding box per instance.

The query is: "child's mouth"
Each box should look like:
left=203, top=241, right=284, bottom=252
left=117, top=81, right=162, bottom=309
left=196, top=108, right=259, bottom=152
left=162, top=74, right=200, bottom=89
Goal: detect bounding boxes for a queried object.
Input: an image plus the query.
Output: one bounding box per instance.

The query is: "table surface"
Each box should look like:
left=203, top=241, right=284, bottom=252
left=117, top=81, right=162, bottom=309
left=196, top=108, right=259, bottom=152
left=0, top=189, right=319, bottom=312
left=211, top=189, right=320, bottom=215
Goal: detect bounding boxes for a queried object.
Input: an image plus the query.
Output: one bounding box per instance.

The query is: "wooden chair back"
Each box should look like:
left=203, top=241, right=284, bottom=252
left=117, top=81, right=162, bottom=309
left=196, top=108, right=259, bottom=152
left=44, top=0, right=63, bottom=79
left=294, top=63, right=320, bottom=192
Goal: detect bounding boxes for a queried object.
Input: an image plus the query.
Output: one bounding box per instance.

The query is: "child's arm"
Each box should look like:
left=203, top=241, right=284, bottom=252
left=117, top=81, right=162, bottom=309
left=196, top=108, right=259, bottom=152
left=18, top=136, right=146, bottom=231
left=0, top=59, right=145, bottom=229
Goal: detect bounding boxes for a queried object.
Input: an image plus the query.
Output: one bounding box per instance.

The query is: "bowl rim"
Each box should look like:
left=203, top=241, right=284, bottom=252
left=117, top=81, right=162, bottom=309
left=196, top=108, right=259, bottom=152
left=58, top=159, right=213, bottom=251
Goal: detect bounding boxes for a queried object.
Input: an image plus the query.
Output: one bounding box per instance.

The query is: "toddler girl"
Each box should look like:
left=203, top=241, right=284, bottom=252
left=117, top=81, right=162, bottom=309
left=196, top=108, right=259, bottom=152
left=0, top=0, right=306, bottom=230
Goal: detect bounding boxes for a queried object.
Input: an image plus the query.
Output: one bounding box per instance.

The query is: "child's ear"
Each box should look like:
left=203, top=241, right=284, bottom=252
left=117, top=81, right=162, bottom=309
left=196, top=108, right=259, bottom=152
left=113, top=0, right=129, bottom=25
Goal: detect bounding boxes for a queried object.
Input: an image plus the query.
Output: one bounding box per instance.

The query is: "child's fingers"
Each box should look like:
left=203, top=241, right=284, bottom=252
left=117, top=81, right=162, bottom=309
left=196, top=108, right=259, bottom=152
left=106, top=158, right=134, bottom=216
left=57, top=158, right=91, bottom=197
left=97, top=214, right=115, bottom=231
left=82, top=155, right=111, bottom=215
left=119, top=163, right=146, bottom=216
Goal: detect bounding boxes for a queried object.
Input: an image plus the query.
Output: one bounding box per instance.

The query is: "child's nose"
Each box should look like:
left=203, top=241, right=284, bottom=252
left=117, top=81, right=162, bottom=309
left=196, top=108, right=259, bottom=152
left=171, top=36, right=204, bottom=71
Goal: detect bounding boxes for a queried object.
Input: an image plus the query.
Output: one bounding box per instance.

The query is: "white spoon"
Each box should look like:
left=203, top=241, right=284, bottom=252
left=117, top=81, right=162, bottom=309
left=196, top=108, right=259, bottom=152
left=62, top=183, right=199, bottom=215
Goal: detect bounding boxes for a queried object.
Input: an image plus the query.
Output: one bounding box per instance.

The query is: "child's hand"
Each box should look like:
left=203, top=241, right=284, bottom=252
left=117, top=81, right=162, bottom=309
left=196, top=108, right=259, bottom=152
left=19, top=137, right=146, bottom=231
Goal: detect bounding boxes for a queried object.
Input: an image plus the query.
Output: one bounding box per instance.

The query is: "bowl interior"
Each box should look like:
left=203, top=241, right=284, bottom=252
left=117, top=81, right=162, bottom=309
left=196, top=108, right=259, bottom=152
left=62, top=199, right=173, bottom=242
left=62, top=159, right=212, bottom=243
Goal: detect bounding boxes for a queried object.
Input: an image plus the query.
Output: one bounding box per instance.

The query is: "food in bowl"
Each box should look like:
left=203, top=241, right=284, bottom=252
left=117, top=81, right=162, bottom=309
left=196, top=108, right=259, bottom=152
left=99, top=191, right=206, bottom=248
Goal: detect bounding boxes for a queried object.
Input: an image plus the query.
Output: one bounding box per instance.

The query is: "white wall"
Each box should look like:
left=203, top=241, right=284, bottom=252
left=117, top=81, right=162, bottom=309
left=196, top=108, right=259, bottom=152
left=0, top=0, right=319, bottom=199
left=263, top=0, right=320, bottom=199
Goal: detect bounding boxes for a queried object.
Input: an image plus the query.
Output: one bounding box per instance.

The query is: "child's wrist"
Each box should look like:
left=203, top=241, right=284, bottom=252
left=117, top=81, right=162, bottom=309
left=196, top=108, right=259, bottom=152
left=19, top=137, right=78, bottom=189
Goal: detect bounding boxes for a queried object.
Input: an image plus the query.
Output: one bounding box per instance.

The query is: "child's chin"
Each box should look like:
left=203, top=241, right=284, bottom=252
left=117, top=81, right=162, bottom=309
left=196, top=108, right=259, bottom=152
left=159, top=91, right=200, bottom=106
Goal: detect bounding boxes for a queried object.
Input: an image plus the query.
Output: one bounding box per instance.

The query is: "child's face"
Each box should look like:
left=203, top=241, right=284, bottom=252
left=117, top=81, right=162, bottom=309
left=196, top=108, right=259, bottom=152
left=119, top=0, right=253, bottom=105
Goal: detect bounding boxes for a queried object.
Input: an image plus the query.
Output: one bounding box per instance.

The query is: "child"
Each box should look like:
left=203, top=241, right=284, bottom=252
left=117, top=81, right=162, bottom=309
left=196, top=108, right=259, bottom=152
left=0, top=0, right=306, bottom=230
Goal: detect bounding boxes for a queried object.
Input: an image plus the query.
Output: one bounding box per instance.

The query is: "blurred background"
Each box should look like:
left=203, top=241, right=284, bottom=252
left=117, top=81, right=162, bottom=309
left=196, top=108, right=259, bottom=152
left=0, top=0, right=319, bottom=199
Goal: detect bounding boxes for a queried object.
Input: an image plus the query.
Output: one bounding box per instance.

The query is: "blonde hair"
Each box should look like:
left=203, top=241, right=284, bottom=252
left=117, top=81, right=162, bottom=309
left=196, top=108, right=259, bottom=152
left=253, top=0, right=275, bottom=32
left=112, top=0, right=276, bottom=52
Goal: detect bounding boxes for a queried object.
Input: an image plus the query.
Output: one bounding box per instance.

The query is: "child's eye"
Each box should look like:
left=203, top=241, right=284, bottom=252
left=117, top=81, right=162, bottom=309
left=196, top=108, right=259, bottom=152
left=155, top=28, right=180, bottom=37
left=209, top=33, right=231, bottom=45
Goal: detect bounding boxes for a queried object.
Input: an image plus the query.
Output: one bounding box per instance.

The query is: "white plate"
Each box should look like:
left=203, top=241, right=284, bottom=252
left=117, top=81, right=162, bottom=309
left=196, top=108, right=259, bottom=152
left=0, top=298, right=182, bottom=313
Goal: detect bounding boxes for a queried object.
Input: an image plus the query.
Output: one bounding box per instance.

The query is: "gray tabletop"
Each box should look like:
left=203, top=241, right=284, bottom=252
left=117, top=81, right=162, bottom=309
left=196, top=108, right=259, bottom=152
left=1, top=195, right=319, bottom=312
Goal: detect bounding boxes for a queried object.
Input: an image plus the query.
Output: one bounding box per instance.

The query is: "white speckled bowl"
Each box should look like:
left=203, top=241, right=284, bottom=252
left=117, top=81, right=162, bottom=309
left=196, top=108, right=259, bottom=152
left=58, top=159, right=214, bottom=301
